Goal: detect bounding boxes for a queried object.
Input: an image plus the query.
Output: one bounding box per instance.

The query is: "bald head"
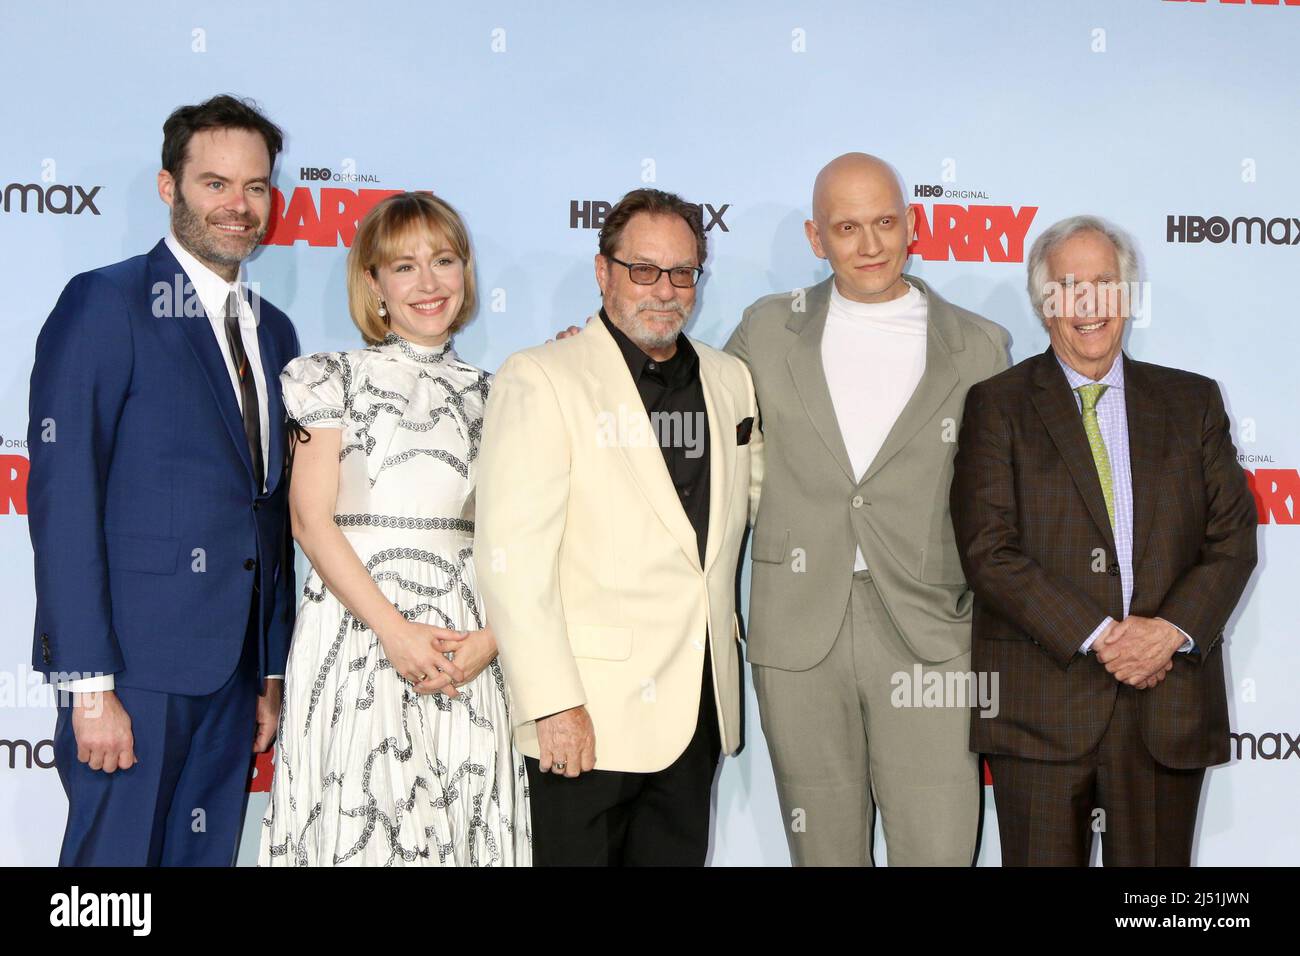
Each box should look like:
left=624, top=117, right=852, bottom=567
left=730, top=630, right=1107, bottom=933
left=804, top=152, right=915, bottom=303
left=811, top=152, right=906, bottom=223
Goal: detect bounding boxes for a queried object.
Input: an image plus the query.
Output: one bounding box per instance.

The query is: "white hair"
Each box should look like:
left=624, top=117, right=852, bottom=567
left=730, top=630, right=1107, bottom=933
left=1026, top=215, right=1140, bottom=318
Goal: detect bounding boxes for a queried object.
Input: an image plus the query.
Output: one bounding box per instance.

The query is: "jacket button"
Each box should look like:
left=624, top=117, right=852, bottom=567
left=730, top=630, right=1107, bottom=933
left=1107, top=563, right=1120, bottom=576
left=253, top=502, right=260, bottom=512
left=244, top=558, right=257, bottom=571
left=851, top=495, right=864, bottom=509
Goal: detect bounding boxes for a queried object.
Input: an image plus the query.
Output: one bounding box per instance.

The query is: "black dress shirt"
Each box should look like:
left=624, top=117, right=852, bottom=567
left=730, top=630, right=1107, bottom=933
left=600, top=309, right=711, bottom=564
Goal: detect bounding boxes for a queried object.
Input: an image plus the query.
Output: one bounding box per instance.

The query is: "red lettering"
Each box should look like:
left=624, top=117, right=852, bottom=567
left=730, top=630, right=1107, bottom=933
left=0, top=455, right=28, bottom=514
left=315, top=187, right=356, bottom=248
left=908, top=203, right=939, bottom=260
left=995, top=205, right=1037, bottom=262
left=248, top=748, right=275, bottom=792
left=936, top=204, right=978, bottom=262
left=908, top=204, right=1038, bottom=262
left=262, top=187, right=405, bottom=247
left=1245, top=468, right=1300, bottom=524
left=264, top=187, right=322, bottom=246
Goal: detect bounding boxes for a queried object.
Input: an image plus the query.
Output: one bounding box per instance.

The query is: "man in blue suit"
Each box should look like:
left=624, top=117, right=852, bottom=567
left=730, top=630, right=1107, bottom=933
left=27, top=94, right=300, bottom=866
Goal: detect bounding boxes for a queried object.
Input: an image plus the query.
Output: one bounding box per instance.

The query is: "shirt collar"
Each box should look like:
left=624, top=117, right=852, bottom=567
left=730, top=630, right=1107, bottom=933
left=164, top=230, right=255, bottom=325
left=599, top=307, right=698, bottom=386
left=1056, top=351, right=1125, bottom=393
left=828, top=277, right=926, bottom=317
left=378, top=331, right=456, bottom=365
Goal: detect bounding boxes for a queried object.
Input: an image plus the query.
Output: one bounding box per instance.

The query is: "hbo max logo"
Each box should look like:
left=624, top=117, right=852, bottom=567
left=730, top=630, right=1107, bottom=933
left=1166, top=214, right=1300, bottom=246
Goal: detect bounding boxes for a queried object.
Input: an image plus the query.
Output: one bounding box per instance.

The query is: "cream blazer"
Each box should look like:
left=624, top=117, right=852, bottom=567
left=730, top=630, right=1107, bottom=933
left=474, top=317, right=762, bottom=772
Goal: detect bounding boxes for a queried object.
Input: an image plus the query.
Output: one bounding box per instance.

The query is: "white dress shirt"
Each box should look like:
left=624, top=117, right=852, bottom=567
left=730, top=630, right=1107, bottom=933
left=165, top=230, right=272, bottom=479
left=1057, top=353, right=1194, bottom=657
left=822, top=280, right=928, bottom=571
left=60, top=234, right=274, bottom=694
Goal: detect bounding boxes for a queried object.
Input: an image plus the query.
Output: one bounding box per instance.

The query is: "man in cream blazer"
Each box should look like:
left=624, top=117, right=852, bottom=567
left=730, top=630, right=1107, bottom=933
left=475, top=189, right=762, bottom=866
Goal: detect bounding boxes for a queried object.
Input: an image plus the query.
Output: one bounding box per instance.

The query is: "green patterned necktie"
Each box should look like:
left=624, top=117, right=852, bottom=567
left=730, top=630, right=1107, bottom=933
left=1076, top=383, right=1114, bottom=528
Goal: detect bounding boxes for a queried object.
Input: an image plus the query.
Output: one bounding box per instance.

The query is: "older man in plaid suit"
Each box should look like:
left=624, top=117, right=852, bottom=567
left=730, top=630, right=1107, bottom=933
left=950, top=215, right=1258, bottom=866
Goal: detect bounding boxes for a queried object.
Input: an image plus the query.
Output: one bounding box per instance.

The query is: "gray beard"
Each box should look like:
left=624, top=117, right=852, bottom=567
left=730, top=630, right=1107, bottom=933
left=612, top=302, right=688, bottom=351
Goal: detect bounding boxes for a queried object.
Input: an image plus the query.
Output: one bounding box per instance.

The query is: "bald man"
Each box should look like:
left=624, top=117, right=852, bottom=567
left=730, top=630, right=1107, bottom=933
left=724, top=153, right=1010, bottom=865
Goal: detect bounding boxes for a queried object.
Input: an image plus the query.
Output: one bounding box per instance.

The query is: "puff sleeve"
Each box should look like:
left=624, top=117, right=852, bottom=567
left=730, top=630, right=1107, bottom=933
left=280, top=352, right=348, bottom=429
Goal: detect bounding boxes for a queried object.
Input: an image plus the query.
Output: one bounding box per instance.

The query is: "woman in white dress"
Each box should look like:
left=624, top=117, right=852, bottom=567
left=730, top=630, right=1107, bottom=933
left=259, top=192, right=530, bottom=866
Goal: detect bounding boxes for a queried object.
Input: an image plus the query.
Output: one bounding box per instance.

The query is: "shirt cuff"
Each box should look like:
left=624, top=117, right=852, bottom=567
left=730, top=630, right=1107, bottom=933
left=266, top=675, right=284, bottom=680
left=1080, top=617, right=1115, bottom=655
left=57, top=674, right=115, bottom=693
left=1157, top=618, right=1195, bottom=653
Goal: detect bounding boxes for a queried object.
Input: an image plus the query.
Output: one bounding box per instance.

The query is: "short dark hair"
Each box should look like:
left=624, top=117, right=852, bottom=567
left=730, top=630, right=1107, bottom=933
left=598, top=188, right=708, bottom=267
left=161, top=94, right=284, bottom=180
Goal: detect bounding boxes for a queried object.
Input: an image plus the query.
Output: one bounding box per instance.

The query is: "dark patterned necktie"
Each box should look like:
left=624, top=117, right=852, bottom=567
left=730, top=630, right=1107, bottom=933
left=224, top=289, right=265, bottom=492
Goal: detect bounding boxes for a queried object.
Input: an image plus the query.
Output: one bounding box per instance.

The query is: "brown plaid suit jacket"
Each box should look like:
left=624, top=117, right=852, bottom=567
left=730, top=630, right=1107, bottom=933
left=950, top=348, right=1257, bottom=769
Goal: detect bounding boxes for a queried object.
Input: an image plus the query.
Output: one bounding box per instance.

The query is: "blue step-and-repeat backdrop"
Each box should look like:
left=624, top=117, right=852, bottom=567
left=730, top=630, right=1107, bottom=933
left=2, top=0, right=1297, bottom=865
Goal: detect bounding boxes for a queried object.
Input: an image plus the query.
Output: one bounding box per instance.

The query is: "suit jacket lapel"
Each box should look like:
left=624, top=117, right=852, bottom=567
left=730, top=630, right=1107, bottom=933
left=254, top=295, right=286, bottom=498
left=1029, top=348, right=1118, bottom=555
left=785, top=278, right=855, bottom=484
left=698, top=348, right=735, bottom=573
left=858, top=278, right=961, bottom=486
left=1124, top=355, right=1164, bottom=571
left=152, top=242, right=258, bottom=490
left=582, top=318, right=702, bottom=570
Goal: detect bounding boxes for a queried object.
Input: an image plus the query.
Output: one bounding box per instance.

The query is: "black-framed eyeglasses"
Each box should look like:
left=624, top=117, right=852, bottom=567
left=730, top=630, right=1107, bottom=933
left=606, top=256, right=703, bottom=289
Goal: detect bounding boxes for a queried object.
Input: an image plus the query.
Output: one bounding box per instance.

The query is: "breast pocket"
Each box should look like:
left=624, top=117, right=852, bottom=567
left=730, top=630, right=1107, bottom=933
left=750, top=527, right=789, bottom=565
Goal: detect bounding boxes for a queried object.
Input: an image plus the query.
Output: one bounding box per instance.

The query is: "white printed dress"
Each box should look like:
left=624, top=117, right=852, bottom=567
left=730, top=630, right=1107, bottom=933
left=258, top=332, right=530, bottom=866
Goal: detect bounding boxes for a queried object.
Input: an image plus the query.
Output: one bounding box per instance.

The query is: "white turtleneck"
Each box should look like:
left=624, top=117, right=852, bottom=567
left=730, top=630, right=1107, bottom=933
left=822, top=279, right=928, bottom=571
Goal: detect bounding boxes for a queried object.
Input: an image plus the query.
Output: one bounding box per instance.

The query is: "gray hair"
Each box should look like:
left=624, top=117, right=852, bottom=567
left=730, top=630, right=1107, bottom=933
left=1026, top=215, right=1140, bottom=318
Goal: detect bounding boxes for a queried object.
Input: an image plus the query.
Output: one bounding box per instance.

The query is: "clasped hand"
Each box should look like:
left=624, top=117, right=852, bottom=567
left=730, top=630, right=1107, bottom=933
left=380, top=622, right=498, bottom=697
left=1095, top=616, right=1185, bottom=689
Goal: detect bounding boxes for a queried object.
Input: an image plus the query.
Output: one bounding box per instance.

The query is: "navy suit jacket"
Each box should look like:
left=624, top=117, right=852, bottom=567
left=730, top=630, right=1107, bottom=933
left=28, top=239, right=300, bottom=695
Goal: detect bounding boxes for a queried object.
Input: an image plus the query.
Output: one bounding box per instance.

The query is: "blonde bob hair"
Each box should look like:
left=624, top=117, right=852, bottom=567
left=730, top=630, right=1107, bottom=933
left=346, top=191, right=478, bottom=345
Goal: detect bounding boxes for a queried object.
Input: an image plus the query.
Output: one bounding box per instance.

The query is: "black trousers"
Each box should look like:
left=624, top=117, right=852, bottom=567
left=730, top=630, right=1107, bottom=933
left=525, top=644, right=722, bottom=866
